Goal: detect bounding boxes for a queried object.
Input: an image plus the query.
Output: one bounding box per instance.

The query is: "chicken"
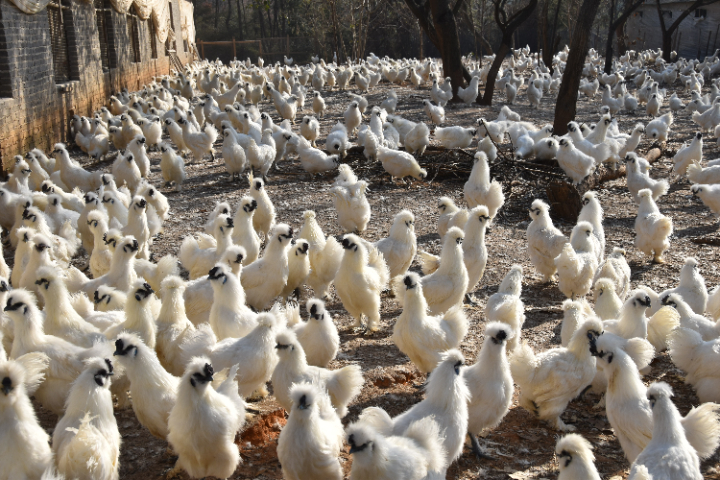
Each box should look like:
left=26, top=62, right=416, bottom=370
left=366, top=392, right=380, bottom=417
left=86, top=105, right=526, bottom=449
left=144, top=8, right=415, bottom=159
left=688, top=162, right=720, bottom=184
left=112, top=333, right=178, bottom=439
left=672, top=132, right=703, bottom=177
left=653, top=257, right=707, bottom=315
left=627, top=383, right=709, bottom=480
left=159, top=143, right=186, bottom=191
left=126, top=134, right=150, bottom=177
left=527, top=199, right=568, bottom=282
left=422, top=99, right=445, bottom=125
left=326, top=122, right=349, bottom=158
left=241, top=223, right=293, bottom=311
left=392, top=272, right=468, bottom=373
left=0, top=350, right=53, bottom=480
left=646, top=93, right=662, bottom=116
left=122, top=196, right=151, bottom=259
left=355, top=350, right=470, bottom=475
left=464, top=152, right=505, bottom=221
left=207, top=263, right=258, bottom=340
left=231, top=196, right=261, bottom=264
left=404, top=121, right=430, bottom=157
left=527, top=78, right=543, bottom=108
left=557, top=138, right=596, bottom=185
left=556, top=434, right=601, bottom=480
left=555, top=222, right=600, bottom=299
left=380, top=89, right=399, bottom=113
left=272, top=329, right=363, bottom=417
left=179, top=214, right=234, bottom=280
left=373, top=209, right=417, bottom=279
left=335, top=234, right=389, bottom=331
left=293, top=298, right=339, bottom=368
left=248, top=173, right=276, bottom=239
left=331, top=180, right=371, bottom=234
left=298, top=210, right=343, bottom=299
left=344, top=101, right=362, bottom=135
left=103, top=280, right=157, bottom=352
left=52, top=358, right=120, bottom=480
left=178, top=118, right=218, bottom=161
left=376, top=146, right=427, bottom=182
left=594, top=247, right=631, bottom=299
left=51, top=143, right=102, bottom=193
left=465, top=322, right=514, bottom=459
left=505, top=82, right=517, bottom=104
left=246, top=129, right=276, bottom=181
left=312, top=91, right=326, bottom=117
left=604, top=290, right=680, bottom=352
left=167, top=358, right=245, bottom=480
left=457, top=76, right=480, bottom=103
left=435, top=196, right=467, bottom=238
left=510, top=318, right=603, bottom=431
left=669, top=327, right=720, bottom=403
left=691, top=183, right=720, bottom=218
left=645, top=112, right=673, bottom=141
left=661, top=293, right=720, bottom=341
left=277, top=382, right=344, bottom=480
left=691, top=102, right=720, bottom=132
left=578, top=191, right=605, bottom=262
left=434, top=126, right=476, bottom=149
left=625, top=153, right=669, bottom=203
left=593, top=278, right=623, bottom=320
left=281, top=238, right=310, bottom=300
left=300, top=115, right=320, bottom=147
left=293, top=134, right=340, bottom=175
left=635, top=188, right=673, bottom=263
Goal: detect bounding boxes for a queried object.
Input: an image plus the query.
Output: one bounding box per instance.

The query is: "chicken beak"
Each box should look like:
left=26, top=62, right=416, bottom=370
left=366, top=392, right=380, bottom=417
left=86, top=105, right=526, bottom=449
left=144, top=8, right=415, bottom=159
left=1, top=383, right=11, bottom=395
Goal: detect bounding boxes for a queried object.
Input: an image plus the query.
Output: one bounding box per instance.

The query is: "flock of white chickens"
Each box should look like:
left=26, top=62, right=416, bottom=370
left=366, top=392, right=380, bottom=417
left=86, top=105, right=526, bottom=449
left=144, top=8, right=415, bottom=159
left=1, top=43, right=720, bottom=480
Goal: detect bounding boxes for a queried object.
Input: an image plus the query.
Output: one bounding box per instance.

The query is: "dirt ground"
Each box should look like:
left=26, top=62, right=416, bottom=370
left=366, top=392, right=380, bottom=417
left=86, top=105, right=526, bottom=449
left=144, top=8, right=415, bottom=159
left=24, top=65, right=720, bottom=479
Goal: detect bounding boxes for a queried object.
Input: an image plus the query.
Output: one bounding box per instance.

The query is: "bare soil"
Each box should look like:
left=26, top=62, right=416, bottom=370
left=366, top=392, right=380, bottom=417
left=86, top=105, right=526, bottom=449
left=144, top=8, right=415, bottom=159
left=25, top=69, right=720, bottom=479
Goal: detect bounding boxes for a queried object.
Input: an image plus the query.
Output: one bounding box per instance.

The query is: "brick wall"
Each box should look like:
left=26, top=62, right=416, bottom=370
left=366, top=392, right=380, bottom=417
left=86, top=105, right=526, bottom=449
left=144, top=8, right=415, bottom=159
left=0, top=0, right=191, bottom=169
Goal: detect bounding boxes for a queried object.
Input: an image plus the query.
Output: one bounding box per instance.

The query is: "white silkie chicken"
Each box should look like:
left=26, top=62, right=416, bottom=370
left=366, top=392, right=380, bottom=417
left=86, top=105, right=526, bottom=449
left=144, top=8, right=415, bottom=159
left=510, top=318, right=603, bottom=431
left=231, top=196, right=261, bottom=264
left=167, top=358, right=245, bottom=480
left=112, top=333, right=177, bottom=440
left=298, top=210, right=343, bottom=300
left=246, top=129, right=276, bottom=181
left=179, top=214, right=235, bottom=280
left=691, top=183, right=720, bottom=217
left=240, top=223, right=293, bottom=311
left=281, top=238, right=310, bottom=300
left=434, top=126, right=476, bottom=149
left=248, top=173, right=276, bottom=238
left=373, top=209, right=417, bottom=279
left=458, top=76, right=480, bottom=103
left=52, top=358, right=120, bottom=480
left=527, top=199, right=568, bottom=282
left=272, top=329, right=364, bottom=417
left=687, top=162, right=720, bottom=184
left=422, top=99, right=445, bottom=125
left=669, top=327, right=720, bottom=403
left=652, top=257, right=708, bottom=315
left=207, top=263, right=257, bottom=340
left=527, top=78, right=543, bottom=108
left=465, top=322, right=515, bottom=460
left=627, top=383, right=709, bottom=480
left=331, top=180, right=371, bottom=234
left=635, top=188, right=673, bottom=263
left=436, top=196, right=468, bottom=238
left=122, top=196, right=151, bottom=259
left=220, top=129, right=247, bottom=182
left=392, top=272, right=468, bottom=373
left=555, top=222, right=600, bottom=299
left=346, top=417, right=446, bottom=480
left=178, top=117, right=218, bottom=161
left=593, top=247, right=631, bottom=300
left=557, top=138, right=596, bottom=185
left=0, top=350, right=53, bottom=480
left=486, top=265, right=526, bottom=351
left=300, top=115, right=320, bottom=147
left=335, top=234, right=389, bottom=331
left=293, top=298, right=339, bottom=368
left=277, top=382, right=345, bottom=480
left=672, top=132, right=703, bottom=177
left=404, top=122, right=430, bottom=157
left=376, top=146, right=427, bottom=183
left=326, top=122, right=349, bottom=158
left=344, top=101, right=363, bottom=135
left=464, top=151, right=505, bottom=221
left=645, top=112, right=673, bottom=141
left=355, top=350, right=470, bottom=475
left=293, top=134, right=340, bottom=175
left=625, top=153, right=669, bottom=203
left=593, top=278, right=623, bottom=320
left=661, top=294, right=720, bottom=341
left=556, top=434, right=601, bottom=480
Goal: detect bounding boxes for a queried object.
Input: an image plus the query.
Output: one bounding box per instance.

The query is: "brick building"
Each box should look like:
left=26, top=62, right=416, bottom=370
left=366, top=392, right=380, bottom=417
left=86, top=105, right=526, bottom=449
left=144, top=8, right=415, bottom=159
left=0, top=0, right=196, bottom=168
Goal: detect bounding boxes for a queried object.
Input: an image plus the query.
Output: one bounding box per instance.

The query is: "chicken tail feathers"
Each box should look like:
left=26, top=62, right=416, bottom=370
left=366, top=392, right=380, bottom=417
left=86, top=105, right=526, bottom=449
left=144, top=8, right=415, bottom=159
left=404, top=417, right=447, bottom=474
left=681, top=402, right=720, bottom=460
left=417, top=250, right=441, bottom=275
left=328, top=364, right=364, bottom=417
left=647, top=306, right=680, bottom=352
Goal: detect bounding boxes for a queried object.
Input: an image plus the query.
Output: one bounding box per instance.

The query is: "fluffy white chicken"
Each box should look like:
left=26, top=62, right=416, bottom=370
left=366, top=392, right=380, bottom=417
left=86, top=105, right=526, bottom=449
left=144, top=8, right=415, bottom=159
left=593, top=278, right=623, bottom=320
left=422, top=99, right=445, bottom=125
left=208, top=263, right=257, bottom=340
left=277, top=382, right=345, bottom=480
left=557, top=138, right=596, bottom=185
left=331, top=180, right=371, bottom=234
left=240, top=223, right=293, bottom=311
left=376, top=146, right=427, bottom=182
left=635, top=188, right=673, bottom=263
left=578, top=191, right=605, bottom=262
left=373, top=209, right=417, bottom=279
left=179, top=214, right=235, bottom=280
left=486, top=265, right=526, bottom=351
left=167, top=358, right=245, bottom=480
left=335, top=234, right=389, bottom=331
left=556, top=434, right=601, bottom=480
left=464, top=152, right=505, bottom=221
left=272, top=329, right=364, bottom=417
left=594, top=247, right=631, bottom=299
left=625, top=153, right=669, bottom=204
left=691, top=183, right=720, bottom=217
left=510, top=318, right=603, bottom=431
left=672, top=132, right=703, bottom=177
left=298, top=210, right=343, bottom=299
left=555, top=222, right=600, bottom=299
left=669, top=327, right=720, bottom=403
left=293, top=298, right=339, bottom=368
left=527, top=199, right=568, bottom=282
left=434, top=126, right=476, bottom=149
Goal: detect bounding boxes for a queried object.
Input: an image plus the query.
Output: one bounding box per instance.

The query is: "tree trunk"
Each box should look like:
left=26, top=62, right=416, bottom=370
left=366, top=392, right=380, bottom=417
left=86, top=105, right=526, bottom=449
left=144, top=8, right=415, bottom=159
left=226, top=0, right=232, bottom=35
left=603, top=0, right=615, bottom=74
left=237, top=0, right=244, bottom=40
left=615, top=21, right=627, bottom=55
left=478, top=40, right=510, bottom=105
left=429, top=0, right=467, bottom=98
left=540, top=0, right=550, bottom=62
left=552, top=0, right=601, bottom=135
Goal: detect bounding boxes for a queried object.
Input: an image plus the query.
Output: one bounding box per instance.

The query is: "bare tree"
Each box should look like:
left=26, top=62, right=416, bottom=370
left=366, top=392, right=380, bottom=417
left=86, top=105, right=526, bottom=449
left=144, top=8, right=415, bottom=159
left=603, top=0, right=644, bottom=73
left=539, top=0, right=563, bottom=74
left=552, top=0, right=601, bottom=135
left=404, top=0, right=469, bottom=99
left=476, top=0, right=538, bottom=105
left=655, top=0, right=720, bottom=61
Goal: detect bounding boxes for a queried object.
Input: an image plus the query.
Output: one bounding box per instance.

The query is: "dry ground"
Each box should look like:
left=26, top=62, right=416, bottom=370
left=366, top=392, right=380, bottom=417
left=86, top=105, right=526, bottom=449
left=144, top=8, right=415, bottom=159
left=22, top=66, right=720, bottom=479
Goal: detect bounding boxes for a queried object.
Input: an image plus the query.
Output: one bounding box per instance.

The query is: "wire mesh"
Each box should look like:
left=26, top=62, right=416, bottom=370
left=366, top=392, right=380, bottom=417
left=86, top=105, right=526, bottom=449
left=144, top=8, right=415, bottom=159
left=94, top=0, right=110, bottom=70
left=127, top=13, right=141, bottom=63
left=47, top=0, right=71, bottom=83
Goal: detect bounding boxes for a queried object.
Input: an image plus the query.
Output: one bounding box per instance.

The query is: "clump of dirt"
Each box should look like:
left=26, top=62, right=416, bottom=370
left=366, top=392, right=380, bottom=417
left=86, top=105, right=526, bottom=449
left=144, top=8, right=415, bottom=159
left=369, top=366, right=420, bottom=388
left=239, top=409, right=286, bottom=447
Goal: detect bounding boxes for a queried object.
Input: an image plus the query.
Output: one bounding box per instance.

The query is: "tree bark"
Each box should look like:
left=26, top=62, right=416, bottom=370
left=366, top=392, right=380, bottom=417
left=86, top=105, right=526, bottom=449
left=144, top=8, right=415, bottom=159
left=478, top=40, right=509, bottom=105
left=604, top=0, right=644, bottom=73
left=552, top=0, right=601, bottom=135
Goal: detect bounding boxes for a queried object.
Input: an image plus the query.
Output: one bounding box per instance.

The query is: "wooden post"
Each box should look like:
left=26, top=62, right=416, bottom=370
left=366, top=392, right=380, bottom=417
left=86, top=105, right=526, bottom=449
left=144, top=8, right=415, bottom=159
left=232, top=38, right=237, bottom=59
left=200, top=40, right=205, bottom=59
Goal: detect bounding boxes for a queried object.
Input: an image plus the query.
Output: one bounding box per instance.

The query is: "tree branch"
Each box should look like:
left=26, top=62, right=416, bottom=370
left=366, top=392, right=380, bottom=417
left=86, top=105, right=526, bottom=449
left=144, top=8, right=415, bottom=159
left=667, top=0, right=719, bottom=33
left=452, top=0, right=465, bottom=15
left=655, top=0, right=666, bottom=33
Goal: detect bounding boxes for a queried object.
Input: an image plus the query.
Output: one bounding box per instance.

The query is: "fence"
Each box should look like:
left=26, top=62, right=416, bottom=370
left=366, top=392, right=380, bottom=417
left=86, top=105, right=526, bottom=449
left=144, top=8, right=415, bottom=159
left=197, top=36, right=317, bottom=65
